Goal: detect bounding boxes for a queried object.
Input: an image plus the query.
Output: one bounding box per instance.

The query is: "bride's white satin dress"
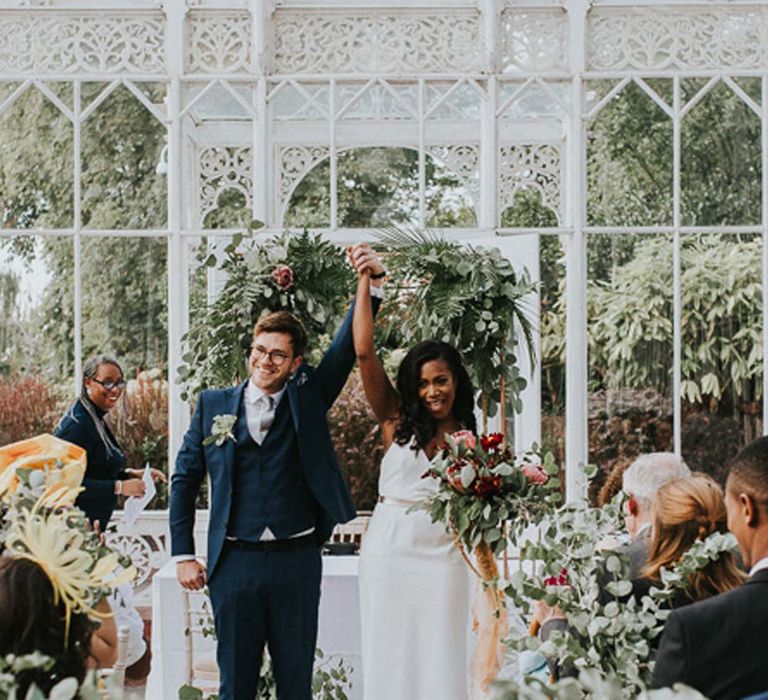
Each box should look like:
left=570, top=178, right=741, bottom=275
left=359, top=441, right=470, bottom=700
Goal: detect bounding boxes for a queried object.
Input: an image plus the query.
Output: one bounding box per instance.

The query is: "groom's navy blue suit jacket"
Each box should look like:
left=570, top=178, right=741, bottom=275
left=170, top=300, right=377, bottom=579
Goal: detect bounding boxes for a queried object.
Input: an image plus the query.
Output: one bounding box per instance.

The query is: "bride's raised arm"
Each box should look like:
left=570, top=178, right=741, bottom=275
left=353, top=271, right=399, bottom=427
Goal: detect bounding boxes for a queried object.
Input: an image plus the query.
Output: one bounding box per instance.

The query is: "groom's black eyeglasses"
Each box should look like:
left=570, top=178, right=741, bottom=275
left=251, top=345, right=291, bottom=366
left=91, top=378, right=126, bottom=391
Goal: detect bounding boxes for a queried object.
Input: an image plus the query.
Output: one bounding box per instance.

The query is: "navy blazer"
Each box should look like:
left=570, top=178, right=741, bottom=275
left=54, top=398, right=128, bottom=527
left=652, top=569, right=768, bottom=699
left=170, top=299, right=377, bottom=578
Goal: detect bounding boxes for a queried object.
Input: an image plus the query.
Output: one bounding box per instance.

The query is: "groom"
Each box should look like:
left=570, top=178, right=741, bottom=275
left=170, top=243, right=385, bottom=700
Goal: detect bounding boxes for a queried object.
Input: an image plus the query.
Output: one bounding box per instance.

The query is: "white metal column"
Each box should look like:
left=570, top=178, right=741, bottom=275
left=165, top=0, right=189, bottom=471
left=564, top=0, right=589, bottom=500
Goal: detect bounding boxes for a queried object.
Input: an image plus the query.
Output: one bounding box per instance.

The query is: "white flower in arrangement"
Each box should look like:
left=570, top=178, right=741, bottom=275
left=203, top=414, right=238, bottom=447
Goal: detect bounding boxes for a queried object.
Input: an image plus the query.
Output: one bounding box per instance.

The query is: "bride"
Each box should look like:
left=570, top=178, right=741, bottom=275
left=351, top=263, right=475, bottom=700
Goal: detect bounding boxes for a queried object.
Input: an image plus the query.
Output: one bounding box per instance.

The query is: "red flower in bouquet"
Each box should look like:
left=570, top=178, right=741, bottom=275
left=472, top=474, right=504, bottom=499
left=450, top=430, right=476, bottom=450
left=480, top=432, right=504, bottom=452
left=521, top=463, right=548, bottom=485
left=543, top=567, right=569, bottom=587
left=272, top=264, right=295, bottom=290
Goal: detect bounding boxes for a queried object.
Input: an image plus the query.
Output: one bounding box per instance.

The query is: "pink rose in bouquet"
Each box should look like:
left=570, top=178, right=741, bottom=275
left=450, top=430, right=477, bottom=450
left=272, top=264, right=295, bottom=290
left=521, top=463, right=548, bottom=485
left=445, top=463, right=466, bottom=493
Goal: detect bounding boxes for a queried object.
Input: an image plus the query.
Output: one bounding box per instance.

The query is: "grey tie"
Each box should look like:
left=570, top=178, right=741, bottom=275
left=258, top=395, right=275, bottom=443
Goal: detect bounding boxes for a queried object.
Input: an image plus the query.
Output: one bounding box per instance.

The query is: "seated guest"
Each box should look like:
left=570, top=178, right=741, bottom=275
left=631, top=474, right=744, bottom=605
left=620, top=453, right=691, bottom=577
left=0, top=557, right=95, bottom=695
left=652, top=437, right=768, bottom=699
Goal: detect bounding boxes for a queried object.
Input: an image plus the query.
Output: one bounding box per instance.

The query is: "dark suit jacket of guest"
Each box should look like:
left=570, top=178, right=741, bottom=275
left=54, top=397, right=128, bottom=527
left=170, top=299, right=378, bottom=579
left=652, top=569, right=768, bottom=700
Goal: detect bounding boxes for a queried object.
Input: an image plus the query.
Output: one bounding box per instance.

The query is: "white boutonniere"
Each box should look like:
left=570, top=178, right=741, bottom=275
left=203, top=414, right=238, bottom=446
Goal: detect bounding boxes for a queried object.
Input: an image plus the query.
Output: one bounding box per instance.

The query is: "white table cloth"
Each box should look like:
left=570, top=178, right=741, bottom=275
left=146, top=556, right=362, bottom=700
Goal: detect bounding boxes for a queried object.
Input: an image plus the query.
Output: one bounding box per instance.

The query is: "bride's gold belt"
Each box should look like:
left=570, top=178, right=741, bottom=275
left=378, top=495, right=418, bottom=508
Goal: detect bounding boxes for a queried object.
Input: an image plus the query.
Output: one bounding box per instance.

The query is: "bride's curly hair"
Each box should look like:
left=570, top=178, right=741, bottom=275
left=393, top=340, right=476, bottom=450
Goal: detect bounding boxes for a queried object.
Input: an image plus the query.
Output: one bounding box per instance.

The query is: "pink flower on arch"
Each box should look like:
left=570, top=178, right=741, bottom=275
left=272, top=264, right=295, bottom=290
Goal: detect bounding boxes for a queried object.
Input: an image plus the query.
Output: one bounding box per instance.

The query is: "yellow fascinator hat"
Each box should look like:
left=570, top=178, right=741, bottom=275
left=0, top=434, right=86, bottom=507
left=4, top=499, right=136, bottom=641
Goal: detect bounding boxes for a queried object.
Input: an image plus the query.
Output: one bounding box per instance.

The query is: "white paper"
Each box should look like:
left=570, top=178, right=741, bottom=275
left=122, top=462, right=156, bottom=528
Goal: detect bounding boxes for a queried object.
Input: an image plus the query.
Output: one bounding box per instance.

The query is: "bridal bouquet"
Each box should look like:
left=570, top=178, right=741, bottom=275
left=423, top=430, right=560, bottom=554
left=421, top=430, right=561, bottom=691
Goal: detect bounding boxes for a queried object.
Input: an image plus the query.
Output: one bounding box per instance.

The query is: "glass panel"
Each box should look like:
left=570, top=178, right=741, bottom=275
left=337, top=147, right=419, bottom=227
left=681, top=81, right=761, bottom=226
left=426, top=82, right=482, bottom=121
left=499, top=81, right=568, bottom=121
left=81, top=85, right=167, bottom=229
left=0, top=234, right=73, bottom=442
left=680, top=233, right=762, bottom=484
left=185, top=82, right=254, bottom=121
left=284, top=157, right=331, bottom=229
left=0, top=84, right=74, bottom=229
left=587, top=82, right=673, bottom=227
left=587, top=233, right=673, bottom=503
left=272, top=83, right=329, bottom=121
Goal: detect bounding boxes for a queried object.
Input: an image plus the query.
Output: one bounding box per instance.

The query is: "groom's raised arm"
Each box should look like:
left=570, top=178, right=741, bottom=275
left=311, top=244, right=384, bottom=407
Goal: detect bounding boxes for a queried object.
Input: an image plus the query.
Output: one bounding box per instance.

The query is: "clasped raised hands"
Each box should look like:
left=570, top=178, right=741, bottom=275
left=347, top=243, right=385, bottom=279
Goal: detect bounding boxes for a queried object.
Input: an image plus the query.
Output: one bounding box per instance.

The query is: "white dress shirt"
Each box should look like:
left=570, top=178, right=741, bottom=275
left=749, top=555, right=768, bottom=577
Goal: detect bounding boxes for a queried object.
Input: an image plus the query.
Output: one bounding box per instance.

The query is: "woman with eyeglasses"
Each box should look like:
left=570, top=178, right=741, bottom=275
left=54, top=354, right=165, bottom=529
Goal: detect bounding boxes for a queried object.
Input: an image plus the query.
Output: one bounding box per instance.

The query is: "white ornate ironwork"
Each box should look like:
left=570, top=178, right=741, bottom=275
left=501, top=8, right=568, bottom=73
left=273, top=10, right=483, bottom=75
left=337, top=81, right=418, bottom=120
left=0, top=13, right=165, bottom=74
left=198, top=146, right=253, bottom=226
left=187, top=11, right=252, bottom=74
left=427, top=143, right=480, bottom=201
left=588, top=6, right=768, bottom=72
left=498, top=143, right=562, bottom=224
left=278, top=144, right=330, bottom=217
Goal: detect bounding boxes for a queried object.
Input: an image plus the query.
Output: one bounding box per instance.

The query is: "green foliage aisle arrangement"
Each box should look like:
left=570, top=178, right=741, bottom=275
left=497, top=479, right=738, bottom=699
left=379, top=228, right=536, bottom=418
left=421, top=431, right=561, bottom=692
left=178, top=231, right=355, bottom=399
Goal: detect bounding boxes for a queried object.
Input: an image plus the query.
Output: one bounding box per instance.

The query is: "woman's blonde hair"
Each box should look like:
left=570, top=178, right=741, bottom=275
left=642, top=473, right=745, bottom=601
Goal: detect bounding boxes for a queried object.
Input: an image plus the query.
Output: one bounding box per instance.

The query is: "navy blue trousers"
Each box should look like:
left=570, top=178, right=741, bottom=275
left=208, top=544, right=322, bottom=700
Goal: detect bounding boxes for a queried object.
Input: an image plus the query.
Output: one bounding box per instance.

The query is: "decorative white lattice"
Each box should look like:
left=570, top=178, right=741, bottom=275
left=426, top=81, right=484, bottom=121
left=278, top=145, right=330, bottom=210
left=336, top=81, right=418, bottom=120
left=588, top=7, right=768, bottom=72
left=498, top=143, right=562, bottom=223
left=0, top=13, right=165, bottom=74
left=427, top=144, right=480, bottom=201
left=198, top=146, right=253, bottom=226
left=273, top=10, right=482, bottom=75
left=270, top=81, right=330, bottom=121
left=187, top=12, right=252, bottom=74
left=501, top=9, right=568, bottom=73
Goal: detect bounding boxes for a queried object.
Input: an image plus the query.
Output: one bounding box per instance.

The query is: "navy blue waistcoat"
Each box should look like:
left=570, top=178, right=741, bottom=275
left=227, top=392, right=316, bottom=541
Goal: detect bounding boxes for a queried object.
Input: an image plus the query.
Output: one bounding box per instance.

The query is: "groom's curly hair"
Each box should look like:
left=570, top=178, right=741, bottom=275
left=394, top=340, right=476, bottom=450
